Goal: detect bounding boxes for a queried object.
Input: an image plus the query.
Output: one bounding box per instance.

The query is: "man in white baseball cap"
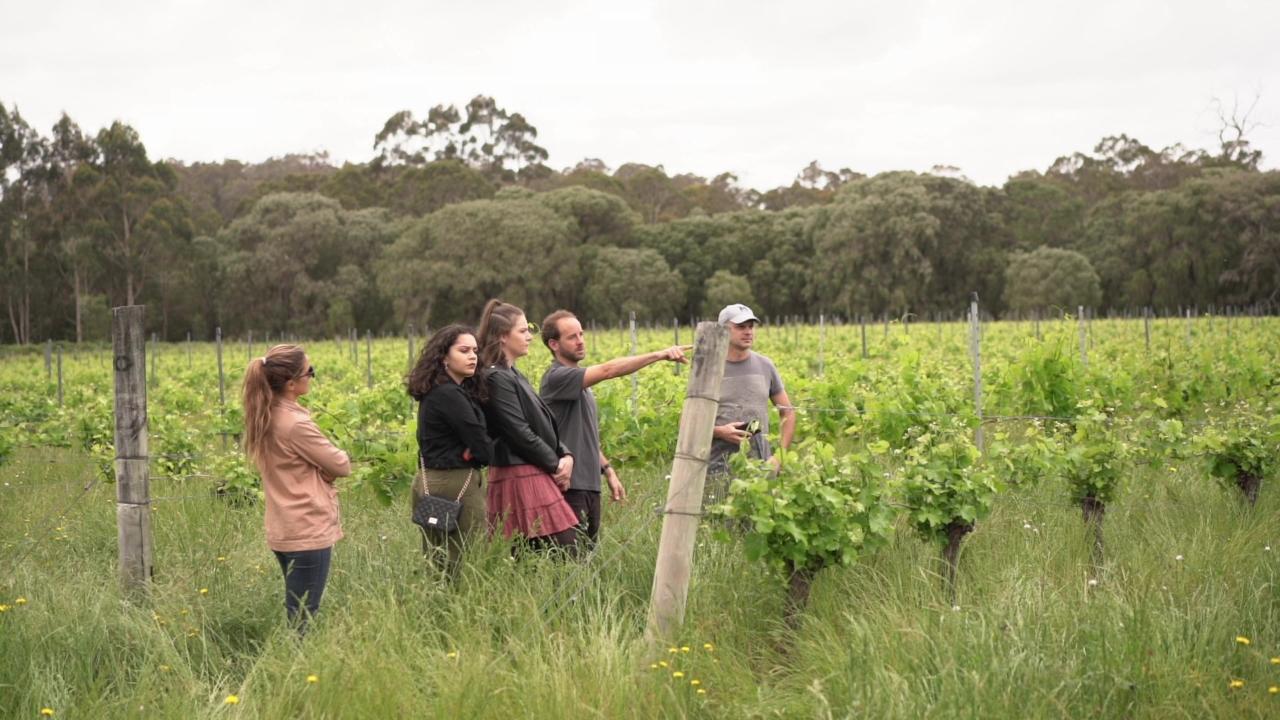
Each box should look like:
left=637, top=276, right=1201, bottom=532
left=705, top=303, right=796, bottom=505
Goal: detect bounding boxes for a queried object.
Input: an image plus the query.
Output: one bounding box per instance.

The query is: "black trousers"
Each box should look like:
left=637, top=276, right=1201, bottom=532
left=563, top=489, right=602, bottom=549
left=273, top=546, right=332, bottom=634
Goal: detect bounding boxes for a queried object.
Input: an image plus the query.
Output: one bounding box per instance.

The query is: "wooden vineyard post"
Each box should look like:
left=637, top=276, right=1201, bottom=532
left=186, top=331, right=192, bottom=368
left=645, top=321, right=730, bottom=646
left=349, top=328, right=357, bottom=365
left=112, top=305, right=153, bottom=594
left=969, top=294, right=983, bottom=453
left=860, top=315, right=868, bottom=359
left=1144, top=307, right=1151, bottom=352
left=1034, top=309, right=1041, bottom=341
left=630, top=311, right=639, bottom=418
left=45, top=339, right=52, bottom=380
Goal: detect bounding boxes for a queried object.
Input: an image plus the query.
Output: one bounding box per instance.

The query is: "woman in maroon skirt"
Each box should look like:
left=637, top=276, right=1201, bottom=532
left=474, top=299, right=579, bottom=553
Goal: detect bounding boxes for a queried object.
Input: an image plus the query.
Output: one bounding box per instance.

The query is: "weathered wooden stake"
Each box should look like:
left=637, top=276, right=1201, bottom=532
left=365, top=330, right=374, bottom=389
left=645, top=322, right=729, bottom=646
left=112, top=305, right=153, bottom=593
left=44, top=339, right=52, bottom=380
left=860, top=315, right=868, bottom=359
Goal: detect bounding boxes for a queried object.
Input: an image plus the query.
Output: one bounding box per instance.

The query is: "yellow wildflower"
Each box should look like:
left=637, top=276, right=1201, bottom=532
left=690, top=679, right=701, bottom=686
left=703, top=643, right=714, bottom=651
left=697, top=689, right=707, bottom=695
left=306, top=675, right=319, bottom=684
left=446, top=651, right=458, bottom=659
left=224, top=695, right=239, bottom=705
left=0, top=605, right=9, bottom=613
left=199, top=588, right=208, bottom=596
left=668, top=647, right=678, bottom=654
left=15, top=597, right=27, bottom=605
left=1230, top=679, right=1245, bottom=689
left=649, top=663, right=658, bottom=670
left=159, top=665, right=171, bottom=672
left=217, top=556, right=226, bottom=563
left=672, top=671, right=684, bottom=679
left=40, top=710, right=54, bottom=717
left=1272, top=657, right=1280, bottom=665
left=1271, top=686, right=1279, bottom=695
left=680, top=646, right=690, bottom=653
left=658, top=661, right=668, bottom=668
left=1236, top=636, right=1250, bottom=646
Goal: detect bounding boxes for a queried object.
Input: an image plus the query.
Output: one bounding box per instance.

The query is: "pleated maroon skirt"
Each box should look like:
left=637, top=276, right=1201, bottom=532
left=486, top=464, right=579, bottom=540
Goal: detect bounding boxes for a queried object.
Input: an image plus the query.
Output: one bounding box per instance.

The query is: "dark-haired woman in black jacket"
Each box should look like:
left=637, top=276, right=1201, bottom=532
left=407, top=323, right=492, bottom=576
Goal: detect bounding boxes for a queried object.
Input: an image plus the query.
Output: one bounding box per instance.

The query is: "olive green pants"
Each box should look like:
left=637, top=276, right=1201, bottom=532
left=412, top=467, right=485, bottom=578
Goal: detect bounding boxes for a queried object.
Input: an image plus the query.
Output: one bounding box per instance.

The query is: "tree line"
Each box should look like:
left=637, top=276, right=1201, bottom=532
left=2, top=94, right=1277, bottom=344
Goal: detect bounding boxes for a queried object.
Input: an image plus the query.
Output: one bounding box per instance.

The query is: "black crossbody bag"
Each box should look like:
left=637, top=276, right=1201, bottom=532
left=411, top=454, right=473, bottom=533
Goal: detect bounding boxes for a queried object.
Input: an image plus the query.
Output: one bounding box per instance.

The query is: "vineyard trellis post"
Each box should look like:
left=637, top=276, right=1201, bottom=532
left=215, top=327, right=226, bottom=407
left=44, top=339, right=51, bottom=380
left=1184, top=308, right=1192, bottom=348
left=1034, top=309, right=1041, bottom=341
left=645, top=321, right=729, bottom=646
left=860, top=315, right=868, bottom=359
left=186, top=331, right=192, bottom=368
left=112, top=305, right=153, bottom=594
left=349, top=328, right=357, bottom=365
left=969, top=294, right=983, bottom=453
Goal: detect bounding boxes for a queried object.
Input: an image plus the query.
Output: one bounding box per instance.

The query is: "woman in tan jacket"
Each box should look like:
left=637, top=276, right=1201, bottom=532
left=243, top=345, right=350, bottom=634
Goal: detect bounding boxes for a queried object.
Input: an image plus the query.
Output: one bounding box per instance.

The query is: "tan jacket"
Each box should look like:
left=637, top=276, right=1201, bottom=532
left=258, top=397, right=351, bottom=552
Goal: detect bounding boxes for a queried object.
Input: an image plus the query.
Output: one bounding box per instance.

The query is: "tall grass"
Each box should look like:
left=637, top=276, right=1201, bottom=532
left=2, top=447, right=1279, bottom=718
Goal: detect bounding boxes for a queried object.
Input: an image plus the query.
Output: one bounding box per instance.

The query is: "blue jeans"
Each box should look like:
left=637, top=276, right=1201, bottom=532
left=273, top=547, right=332, bottom=634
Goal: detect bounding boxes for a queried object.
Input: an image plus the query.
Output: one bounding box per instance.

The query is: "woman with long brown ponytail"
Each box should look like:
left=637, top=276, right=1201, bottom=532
left=475, top=299, right=579, bottom=554
left=243, top=344, right=350, bottom=634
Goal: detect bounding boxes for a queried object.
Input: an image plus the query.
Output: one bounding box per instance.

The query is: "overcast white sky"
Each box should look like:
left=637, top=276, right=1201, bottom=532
left=3, top=0, right=1277, bottom=189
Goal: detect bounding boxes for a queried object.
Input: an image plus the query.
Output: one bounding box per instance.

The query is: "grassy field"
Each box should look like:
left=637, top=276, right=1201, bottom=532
left=3, top=440, right=1279, bottom=719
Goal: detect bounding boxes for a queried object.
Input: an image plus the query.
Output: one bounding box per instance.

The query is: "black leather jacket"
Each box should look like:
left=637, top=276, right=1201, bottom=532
left=480, top=365, right=570, bottom=473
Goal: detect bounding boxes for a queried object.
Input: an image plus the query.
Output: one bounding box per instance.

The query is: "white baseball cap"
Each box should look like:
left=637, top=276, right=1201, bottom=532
left=718, top=303, right=761, bottom=325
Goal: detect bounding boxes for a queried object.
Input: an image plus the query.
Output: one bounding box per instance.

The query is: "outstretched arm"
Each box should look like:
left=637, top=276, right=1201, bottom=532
left=582, top=345, right=691, bottom=389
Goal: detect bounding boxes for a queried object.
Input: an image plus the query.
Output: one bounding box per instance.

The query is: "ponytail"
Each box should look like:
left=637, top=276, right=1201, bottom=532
left=474, top=298, right=525, bottom=400
left=241, top=344, right=307, bottom=467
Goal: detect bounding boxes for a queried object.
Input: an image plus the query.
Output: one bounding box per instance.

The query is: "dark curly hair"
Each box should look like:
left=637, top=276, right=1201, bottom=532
left=406, top=324, right=482, bottom=401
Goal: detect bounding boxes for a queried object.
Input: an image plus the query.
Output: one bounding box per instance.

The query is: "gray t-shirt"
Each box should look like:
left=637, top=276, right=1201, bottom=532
left=709, top=352, right=784, bottom=474
left=539, top=361, right=602, bottom=492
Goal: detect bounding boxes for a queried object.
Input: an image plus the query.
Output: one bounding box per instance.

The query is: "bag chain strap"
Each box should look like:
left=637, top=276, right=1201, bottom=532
left=418, top=453, right=474, bottom=503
